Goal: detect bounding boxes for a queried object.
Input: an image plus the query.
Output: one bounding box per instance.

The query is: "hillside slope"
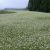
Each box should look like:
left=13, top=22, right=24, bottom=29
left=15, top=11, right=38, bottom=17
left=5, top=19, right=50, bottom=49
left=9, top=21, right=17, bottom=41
left=0, top=11, right=50, bottom=50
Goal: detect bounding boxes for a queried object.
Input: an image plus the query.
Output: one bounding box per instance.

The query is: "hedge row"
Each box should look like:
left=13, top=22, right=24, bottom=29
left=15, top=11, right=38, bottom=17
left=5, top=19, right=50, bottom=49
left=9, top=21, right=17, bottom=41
left=0, top=10, right=16, bottom=14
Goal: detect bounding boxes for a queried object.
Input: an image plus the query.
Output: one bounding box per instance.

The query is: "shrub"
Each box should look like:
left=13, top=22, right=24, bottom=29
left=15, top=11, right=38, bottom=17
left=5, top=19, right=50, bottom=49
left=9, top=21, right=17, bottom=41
left=0, top=10, right=16, bottom=14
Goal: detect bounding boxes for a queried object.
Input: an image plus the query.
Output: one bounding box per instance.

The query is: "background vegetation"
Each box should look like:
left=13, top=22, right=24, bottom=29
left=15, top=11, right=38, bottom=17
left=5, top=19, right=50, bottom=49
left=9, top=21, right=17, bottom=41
left=28, top=0, right=50, bottom=12
left=0, top=10, right=16, bottom=14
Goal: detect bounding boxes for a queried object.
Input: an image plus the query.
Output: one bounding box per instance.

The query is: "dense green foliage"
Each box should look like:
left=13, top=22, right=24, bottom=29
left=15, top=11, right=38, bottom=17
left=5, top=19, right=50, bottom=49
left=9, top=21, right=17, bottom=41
left=28, top=0, right=50, bottom=12
left=0, top=11, right=50, bottom=50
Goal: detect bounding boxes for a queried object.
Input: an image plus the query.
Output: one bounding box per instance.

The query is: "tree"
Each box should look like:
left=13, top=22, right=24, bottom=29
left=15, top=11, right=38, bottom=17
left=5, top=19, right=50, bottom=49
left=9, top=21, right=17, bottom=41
left=28, top=0, right=50, bottom=12
left=28, top=0, right=33, bottom=11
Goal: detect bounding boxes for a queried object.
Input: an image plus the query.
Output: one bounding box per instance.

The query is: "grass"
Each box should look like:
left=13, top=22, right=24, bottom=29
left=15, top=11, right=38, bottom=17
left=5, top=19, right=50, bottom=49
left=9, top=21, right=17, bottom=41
left=0, top=11, right=50, bottom=50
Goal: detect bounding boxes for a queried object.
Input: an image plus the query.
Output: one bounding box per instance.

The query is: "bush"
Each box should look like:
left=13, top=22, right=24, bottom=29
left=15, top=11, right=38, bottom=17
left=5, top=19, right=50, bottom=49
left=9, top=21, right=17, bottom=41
left=0, top=10, right=16, bottom=14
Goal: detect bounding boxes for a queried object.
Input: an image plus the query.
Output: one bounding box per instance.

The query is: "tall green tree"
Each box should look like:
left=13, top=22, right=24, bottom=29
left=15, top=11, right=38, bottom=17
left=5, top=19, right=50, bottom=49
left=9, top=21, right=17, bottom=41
left=28, top=0, right=50, bottom=12
left=28, top=0, right=33, bottom=11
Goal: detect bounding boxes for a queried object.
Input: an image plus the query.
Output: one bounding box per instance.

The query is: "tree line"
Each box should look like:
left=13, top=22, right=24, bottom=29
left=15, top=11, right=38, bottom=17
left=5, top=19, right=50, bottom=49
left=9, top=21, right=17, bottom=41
left=28, top=0, right=50, bottom=12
